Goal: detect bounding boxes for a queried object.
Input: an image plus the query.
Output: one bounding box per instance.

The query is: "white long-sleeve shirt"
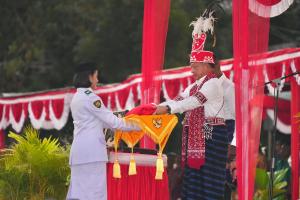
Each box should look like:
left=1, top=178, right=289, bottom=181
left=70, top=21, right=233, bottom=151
left=69, top=88, right=140, bottom=165
left=219, top=74, right=235, bottom=120
left=219, top=74, right=236, bottom=146
left=160, top=75, right=225, bottom=119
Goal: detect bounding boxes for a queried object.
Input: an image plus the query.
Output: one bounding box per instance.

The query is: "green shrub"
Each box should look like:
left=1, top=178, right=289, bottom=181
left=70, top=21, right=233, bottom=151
left=0, top=126, right=70, bottom=200
left=254, top=168, right=288, bottom=200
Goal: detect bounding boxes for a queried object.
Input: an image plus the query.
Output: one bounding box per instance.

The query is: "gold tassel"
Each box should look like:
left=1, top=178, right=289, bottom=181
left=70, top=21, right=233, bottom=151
left=156, top=156, right=164, bottom=172
left=128, top=154, right=137, bottom=175
left=113, top=160, right=121, bottom=178
left=113, top=137, right=121, bottom=178
left=155, top=153, right=164, bottom=180
left=155, top=170, right=163, bottom=180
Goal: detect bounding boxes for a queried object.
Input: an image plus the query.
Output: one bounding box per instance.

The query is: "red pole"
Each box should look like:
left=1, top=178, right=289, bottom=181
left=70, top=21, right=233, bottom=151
left=291, top=78, right=300, bottom=200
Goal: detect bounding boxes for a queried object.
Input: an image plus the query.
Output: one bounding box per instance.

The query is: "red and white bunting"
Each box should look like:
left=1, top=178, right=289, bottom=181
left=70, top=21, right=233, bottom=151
left=249, top=0, right=294, bottom=18
left=0, top=48, right=299, bottom=133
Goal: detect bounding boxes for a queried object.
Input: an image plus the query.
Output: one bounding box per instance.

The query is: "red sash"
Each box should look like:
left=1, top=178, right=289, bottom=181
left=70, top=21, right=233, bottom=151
left=181, top=73, right=217, bottom=169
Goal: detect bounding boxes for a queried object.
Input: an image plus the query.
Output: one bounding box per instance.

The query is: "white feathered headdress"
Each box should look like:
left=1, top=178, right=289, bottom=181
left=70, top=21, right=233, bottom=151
left=189, top=2, right=223, bottom=63
left=189, top=8, right=218, bottom=64
left=190, top=10, right=216, bottom=37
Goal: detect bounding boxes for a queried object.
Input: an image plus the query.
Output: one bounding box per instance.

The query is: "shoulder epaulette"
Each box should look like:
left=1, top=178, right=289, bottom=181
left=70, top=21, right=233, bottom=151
left=84, top=90, right=92, bottom=95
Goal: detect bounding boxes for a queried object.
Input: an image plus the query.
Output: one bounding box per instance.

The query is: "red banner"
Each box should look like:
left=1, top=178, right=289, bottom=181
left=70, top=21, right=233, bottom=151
left=233, top=0, right=270, bottom=199
left=0, top=129, right=4, bottom=149
left=291, top=79, right=300, bottom=199
left=140, top=0, right=170, bottom=148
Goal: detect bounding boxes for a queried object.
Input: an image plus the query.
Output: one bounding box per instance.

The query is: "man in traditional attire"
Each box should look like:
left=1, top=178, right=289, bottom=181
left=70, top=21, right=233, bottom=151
left=155, top=11, right=229, bottom=200
left=66, top=62, right=140, bottom=200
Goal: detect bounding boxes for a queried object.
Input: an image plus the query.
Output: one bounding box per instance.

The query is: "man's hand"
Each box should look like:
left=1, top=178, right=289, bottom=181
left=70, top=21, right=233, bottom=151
left=154, top=106, right=168, bottom=115
left=230, top=159, right=237, bottom=182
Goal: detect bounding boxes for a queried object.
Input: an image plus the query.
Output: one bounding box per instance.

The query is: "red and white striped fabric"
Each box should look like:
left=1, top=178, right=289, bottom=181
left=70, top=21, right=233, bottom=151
left=249, top=0, right=294, bottom=18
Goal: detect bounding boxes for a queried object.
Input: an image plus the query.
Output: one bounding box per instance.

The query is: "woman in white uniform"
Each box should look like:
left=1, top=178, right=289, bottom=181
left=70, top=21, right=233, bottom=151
left=66, top=62, right=140, bottom=200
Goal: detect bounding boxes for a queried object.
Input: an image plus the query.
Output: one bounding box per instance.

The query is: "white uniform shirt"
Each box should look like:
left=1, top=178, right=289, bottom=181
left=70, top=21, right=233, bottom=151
left=160, top=75, right=224, bottom=118
left=231, top=135, right=236, bottom=146
left=219, top=74, right=235, bottom=120
left=69, top=88, right=139, bottom=165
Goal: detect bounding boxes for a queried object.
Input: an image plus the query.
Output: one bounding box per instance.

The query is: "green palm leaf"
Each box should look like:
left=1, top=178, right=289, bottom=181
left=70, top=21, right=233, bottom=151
left=0, top=126, right=70, bottom=199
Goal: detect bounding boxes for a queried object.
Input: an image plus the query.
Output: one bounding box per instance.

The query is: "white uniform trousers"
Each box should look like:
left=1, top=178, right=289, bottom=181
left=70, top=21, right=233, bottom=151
left=66, top=161, right=107, bottom=200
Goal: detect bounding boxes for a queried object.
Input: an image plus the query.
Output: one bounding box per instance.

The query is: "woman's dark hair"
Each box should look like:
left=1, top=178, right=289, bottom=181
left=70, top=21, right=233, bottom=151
left=73, top=62, right=97, bottom=88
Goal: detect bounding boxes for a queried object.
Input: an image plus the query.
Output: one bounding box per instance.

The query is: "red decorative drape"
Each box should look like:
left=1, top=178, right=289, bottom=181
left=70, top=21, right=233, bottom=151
left=263, top=96, right=291, bottom=134
left=291, top=78, right=300, bottom=199
left=140, top=0, right=170, bottom=148
left=107, top=163, right=169, bottom=200
left=30, top=101, right=44, bottom=119
left=233, top=0, right=270, bottom=199
left=0, top=129, right=4, bottom=149
left=249, top=0, right=294, bottom=18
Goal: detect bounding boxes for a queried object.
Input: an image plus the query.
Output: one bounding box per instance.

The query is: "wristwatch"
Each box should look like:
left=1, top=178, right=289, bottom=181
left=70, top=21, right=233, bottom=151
left=166, top=105, right=171, bottom=114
